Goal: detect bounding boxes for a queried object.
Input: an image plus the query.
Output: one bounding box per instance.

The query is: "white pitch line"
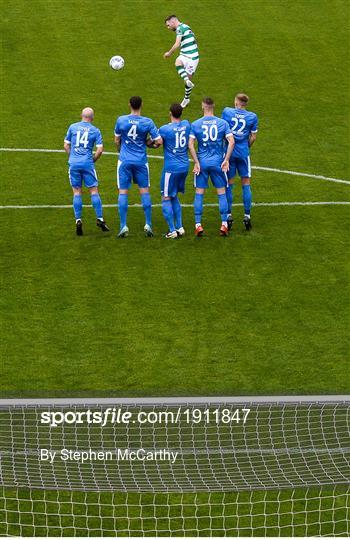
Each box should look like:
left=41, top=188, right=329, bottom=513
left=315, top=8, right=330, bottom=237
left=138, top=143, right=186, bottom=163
left=0, top=202, right=349, bottom=210
left=1, top=147, right=349, bottom=185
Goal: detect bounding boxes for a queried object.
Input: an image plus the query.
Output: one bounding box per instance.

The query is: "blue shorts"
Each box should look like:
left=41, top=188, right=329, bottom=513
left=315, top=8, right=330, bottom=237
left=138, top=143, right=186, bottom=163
left=69, top=165, right=98, bottom=189
left=194, top=165, right=228, bottom=189
left=117, top=161, right=150, bottom=190
left=160, top=169, right=188, bottom=197
left=228, top=156, right=252, bottom=180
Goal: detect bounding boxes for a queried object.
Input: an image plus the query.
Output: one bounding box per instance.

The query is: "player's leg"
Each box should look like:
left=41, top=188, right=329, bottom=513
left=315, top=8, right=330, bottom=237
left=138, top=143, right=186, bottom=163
left=210, top=167, right=229, bottom=236
left=193, top=168, right=207, bottom=235
left=172, top=171, right=187, bottom=235
left=175, top=57, right=190, bottom=85
left=177, top=57, right=198, bottom=108
left=172, top=196, right=184, bottom=235
left=84, top=168, right=110, bottom=232
left=226, top=160, right=237, bottom=230
left=136, top=163, right=153, bottom=236
left=117, top=161, right=131, bottom=237
left=237, top=157, right=252, bottom=230
left=88, top=187, right=110, bottom=232
left=161, top=171, right=176, bottom=238
left=69, top=167, right=83, bottom=235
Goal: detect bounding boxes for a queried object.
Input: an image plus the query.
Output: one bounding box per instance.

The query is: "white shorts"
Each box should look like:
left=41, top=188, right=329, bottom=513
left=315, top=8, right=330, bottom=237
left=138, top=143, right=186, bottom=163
left=178, top=55, right=199, bottom=76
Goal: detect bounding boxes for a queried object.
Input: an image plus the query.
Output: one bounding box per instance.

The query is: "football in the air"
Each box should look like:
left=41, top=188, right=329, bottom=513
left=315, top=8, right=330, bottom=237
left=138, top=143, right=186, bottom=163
left=109, top=55, right=125, bottom=70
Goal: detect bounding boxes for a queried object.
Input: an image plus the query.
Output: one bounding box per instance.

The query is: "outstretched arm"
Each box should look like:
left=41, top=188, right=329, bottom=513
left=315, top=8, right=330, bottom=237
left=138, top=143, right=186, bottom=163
left=164, top=36, right=181, bottom=58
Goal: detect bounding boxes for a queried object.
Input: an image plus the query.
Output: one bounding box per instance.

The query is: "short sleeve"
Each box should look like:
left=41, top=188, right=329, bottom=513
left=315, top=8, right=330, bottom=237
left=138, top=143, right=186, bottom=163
left=149, top=120, right=160, bottom=140
left=176, top=25, right=183, bottom=37
left=64, top=125, right=72, bottom=144
left=189, top=123, right=196, bottom=139
left=95, top=129, right=103, bottom=147
left=251, top=114, right=258, bottom=133
left=159, top=125, right=166, bottom=139
left=114, top=118, right=121, bottom=136
left=224, top=120, right=232, bottom=138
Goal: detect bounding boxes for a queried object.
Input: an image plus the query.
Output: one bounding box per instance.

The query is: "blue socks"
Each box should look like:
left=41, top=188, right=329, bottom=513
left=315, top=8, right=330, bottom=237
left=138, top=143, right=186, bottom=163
left=141, top=192, right=152, bottom=226
left=73, top=194, right=82, bottom=220
left=194, top=193, right=204, bottom=224
left=226, top=184, right=233, bottom=215
left=118, top=193, right=128, bottom=229
left=171, top=196, right=183, bottom=229
left=162, top=199, right=175, bottom=232
left=91, top=193, right=103, bottom=219
left=242, top=184, right=252, bottom=215
left=218, top=193, right=228, bottom=222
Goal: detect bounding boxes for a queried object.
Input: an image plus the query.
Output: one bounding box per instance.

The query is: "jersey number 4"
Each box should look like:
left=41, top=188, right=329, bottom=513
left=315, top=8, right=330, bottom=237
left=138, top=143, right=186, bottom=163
left=127, top=125, right=138, bottom=140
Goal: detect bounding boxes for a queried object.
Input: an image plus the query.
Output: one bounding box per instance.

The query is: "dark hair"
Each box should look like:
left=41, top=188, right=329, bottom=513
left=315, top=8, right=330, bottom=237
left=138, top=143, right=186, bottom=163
left=129, top=96, right=142, bottom=110
left=165, top=14, right=177, bottom=22
left=235, top=93, right=249, bottom=104
left=202, top=97, right=214, bottom=107
left=169, top=103, right=183, bottom=119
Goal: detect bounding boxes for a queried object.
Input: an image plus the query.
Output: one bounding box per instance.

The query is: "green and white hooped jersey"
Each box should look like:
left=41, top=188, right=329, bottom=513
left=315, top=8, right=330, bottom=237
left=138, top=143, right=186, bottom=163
left=176, top=23, right=199, bottom=60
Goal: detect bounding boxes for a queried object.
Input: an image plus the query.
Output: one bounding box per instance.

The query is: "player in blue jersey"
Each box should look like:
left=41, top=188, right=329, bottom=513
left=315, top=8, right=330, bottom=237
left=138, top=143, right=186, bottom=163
left=64, top=107, right=109, bottom=236
left=157, top=103, right=194, bottom=238
left=114, top=96, right=161, bottom=238
left=222, top=93, right=258, bottom=230
left=189, top=97, right=234, bottom=236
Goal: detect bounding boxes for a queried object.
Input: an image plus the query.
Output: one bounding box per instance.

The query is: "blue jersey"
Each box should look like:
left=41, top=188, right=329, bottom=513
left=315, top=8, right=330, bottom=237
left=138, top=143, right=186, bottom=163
left=221, top=107, right=258, bottom=158
left=64, top=121, right=103, bottom=167
left=190, top=116, right=232, bottom=167
left=114, top=114, right=160, bottom=165
left=159, top=120, right=191, bottom=172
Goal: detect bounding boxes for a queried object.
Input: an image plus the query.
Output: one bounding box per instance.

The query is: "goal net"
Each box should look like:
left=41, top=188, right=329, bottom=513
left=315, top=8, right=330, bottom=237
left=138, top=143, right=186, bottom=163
left=0, top=396, right=349, bottom=536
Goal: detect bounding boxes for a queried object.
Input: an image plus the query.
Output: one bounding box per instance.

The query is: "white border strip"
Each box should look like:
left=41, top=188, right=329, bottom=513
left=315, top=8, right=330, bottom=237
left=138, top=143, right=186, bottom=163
left=0, top=395, right=349, bottom=406
left=1, top=147, right=349, bottom=185
left=0, top=202, right=349, bottom=210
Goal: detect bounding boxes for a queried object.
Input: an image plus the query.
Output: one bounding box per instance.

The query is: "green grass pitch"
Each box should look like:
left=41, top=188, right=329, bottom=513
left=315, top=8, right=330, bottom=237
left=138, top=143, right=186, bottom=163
left=0, top=0, right=349, bottom=536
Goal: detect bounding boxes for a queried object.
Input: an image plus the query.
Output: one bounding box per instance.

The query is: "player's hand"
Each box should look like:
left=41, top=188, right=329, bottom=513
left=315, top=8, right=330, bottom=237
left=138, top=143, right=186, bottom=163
left=163, top=51, right=171, bottom=58
left=193, top=161, right=200, bottom=175
left=221, top=159, right=229, bottom=172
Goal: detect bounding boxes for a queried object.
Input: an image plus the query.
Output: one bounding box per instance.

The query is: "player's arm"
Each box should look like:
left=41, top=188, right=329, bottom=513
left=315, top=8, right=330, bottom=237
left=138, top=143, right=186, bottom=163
left=114, top=134, right=121, bottom=150
left=146, top=137, right=162, bottom=148
left=221, top=134, right=234, bottom=172
left=93, top=145, right=103, bottom=162
left=64, top=126, right=72, bottom=154
left=249, top=132, right=257, bottom=147
left=164, top=36, right=181, bottom=58
left=147, top=121, right=162, bottom=148
left=188, top=136, right=200, bottom=174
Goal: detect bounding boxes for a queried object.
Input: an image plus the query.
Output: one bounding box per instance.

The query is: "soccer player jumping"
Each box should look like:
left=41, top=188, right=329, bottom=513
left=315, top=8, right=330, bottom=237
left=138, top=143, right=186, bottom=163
left=222, top=94, right=258, bottom=230
left=164, top=15, right=199, bottom=109
left=64, top=107, right=109, bottom=236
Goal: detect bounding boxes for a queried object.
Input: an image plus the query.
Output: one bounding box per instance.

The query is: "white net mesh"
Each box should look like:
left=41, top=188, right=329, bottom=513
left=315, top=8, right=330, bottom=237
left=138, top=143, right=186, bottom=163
left=0, top=397, right=349, bottom=536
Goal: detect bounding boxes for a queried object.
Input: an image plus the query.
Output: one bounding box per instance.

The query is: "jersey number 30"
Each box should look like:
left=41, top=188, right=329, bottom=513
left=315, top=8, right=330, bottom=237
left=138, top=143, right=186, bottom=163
left=202, top=125, right=218, bottom=141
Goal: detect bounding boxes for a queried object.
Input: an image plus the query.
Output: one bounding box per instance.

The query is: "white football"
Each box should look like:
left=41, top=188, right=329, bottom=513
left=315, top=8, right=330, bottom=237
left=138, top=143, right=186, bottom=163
left=109, top=55, right=125, bottom=71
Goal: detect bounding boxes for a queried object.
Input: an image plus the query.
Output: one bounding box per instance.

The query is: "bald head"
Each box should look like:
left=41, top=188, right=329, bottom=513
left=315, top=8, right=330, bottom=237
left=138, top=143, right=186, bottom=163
left=81, top=107, right=94, bottom=122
